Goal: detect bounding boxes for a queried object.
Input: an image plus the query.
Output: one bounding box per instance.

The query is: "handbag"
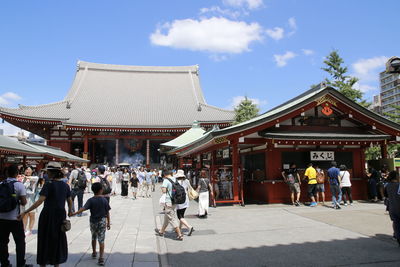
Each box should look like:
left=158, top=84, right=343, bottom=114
left=159, top=193, right=166, bottom=206
left=188, top=183, right=199, bottom=200
left=61, top=219, right=71, bottom=232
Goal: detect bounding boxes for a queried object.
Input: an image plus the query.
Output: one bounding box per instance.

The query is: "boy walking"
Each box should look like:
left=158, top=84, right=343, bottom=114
left=72, top=183, right=111, bottom=266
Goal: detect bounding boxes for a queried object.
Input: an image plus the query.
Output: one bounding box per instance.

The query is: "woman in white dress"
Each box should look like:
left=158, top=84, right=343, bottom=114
left=175, top=170, right=194, bottom=235
left=22, top=167, right=38, bottom=236
left=196, top=169, right=214, bottom=218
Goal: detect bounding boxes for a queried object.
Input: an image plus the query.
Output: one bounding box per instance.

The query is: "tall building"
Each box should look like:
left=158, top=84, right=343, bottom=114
left=370, top=94, right=382, bottom=114
left=380, top=71, right=400, bottom=114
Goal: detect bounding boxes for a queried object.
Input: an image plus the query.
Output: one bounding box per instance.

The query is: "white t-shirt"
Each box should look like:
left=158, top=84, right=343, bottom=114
left=339, top=171, right=351, bottom=187
left=176, top=179, right=190, bottom=210
left=0, top=178, right=26, bottom=220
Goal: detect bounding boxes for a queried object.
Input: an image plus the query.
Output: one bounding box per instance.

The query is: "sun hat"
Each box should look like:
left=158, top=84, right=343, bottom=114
left=44, top=161, right=62, bottom=170
left=175, top=169, right=186, bottom=178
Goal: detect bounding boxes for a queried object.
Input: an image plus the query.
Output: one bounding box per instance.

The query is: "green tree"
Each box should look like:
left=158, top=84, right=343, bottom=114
left=322, top=50, right=364, bottom=104
left=233, top=97, right=260, bottom=124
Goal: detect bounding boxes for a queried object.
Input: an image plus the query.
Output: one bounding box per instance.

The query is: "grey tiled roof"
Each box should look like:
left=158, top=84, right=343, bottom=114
left=0, top=61, right=234, bottom=128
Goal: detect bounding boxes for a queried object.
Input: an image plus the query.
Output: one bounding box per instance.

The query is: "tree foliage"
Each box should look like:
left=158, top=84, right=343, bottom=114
left=384, top=104, right=400, bottom=123
left=322, top=50, right=366, bottom=104
left=233, top=97, right=260, bottom=125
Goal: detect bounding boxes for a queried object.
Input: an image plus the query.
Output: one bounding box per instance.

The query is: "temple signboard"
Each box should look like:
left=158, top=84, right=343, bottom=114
left=310, top=151, right=334, bottom=161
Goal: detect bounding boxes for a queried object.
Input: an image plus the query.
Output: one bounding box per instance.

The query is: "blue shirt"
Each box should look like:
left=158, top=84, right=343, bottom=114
left=327, top=167, right=340, bottom=185
left=162, top=177, right=176, bottom=204
left=137, top=171, right=146, bottom=184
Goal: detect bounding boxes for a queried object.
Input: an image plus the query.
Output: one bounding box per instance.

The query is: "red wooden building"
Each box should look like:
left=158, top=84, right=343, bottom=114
left=169, top=85, right=400, bottom=204
left=0, top=61, right=234, bottom=167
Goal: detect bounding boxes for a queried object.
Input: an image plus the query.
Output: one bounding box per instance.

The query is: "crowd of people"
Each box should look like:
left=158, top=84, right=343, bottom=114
left=0, top=162, right=215, bottom=266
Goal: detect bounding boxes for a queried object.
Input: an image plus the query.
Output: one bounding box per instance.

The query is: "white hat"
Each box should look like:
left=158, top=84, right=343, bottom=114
left=44, top=161, right=62, bottom=170
left=175, top=169, right=185, bottom=178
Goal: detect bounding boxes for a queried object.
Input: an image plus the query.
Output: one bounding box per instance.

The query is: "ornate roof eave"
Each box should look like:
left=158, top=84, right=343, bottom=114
left=0, top=113, right=66, bottom=125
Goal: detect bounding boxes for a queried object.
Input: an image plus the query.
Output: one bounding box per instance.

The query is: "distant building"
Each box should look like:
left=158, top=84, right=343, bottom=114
left=380, top=71, right=400, bottom=114
left=369, top=94, right=382, bottom=115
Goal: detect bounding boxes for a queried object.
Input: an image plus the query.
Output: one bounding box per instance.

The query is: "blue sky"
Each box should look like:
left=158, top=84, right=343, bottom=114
left=0, top=0, right=399, bottom=134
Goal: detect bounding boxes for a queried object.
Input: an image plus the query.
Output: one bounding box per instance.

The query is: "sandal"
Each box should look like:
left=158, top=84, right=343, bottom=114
left=188, top=227, right=194, bottom=236
left=98, top=258, right=104, bottom=266
left=155, top=228, right=164, bottom=236
left=92, top=252, right=97, bottom=259
left=176, top=235, right=184, bottom=241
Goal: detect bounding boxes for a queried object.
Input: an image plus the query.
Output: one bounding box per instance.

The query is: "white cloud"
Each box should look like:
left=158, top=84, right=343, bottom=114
left=0, top=91, right=22, bottom=105
left=229, top=95, right=267, bottom=109
left=199, top=6, right=242, bottom=19
left=0, top=122, right=24, bottom=136
left=288, top=17, right=297, bottom=36
left=273, top=51, right=297, bottom=67
left=223, top=0, right=264, bottom=10
left=354, top=82, right=376, bottom=93
left=266, top=27, right=284, bottom=40
left=150, top=17, right=263, bottom=54
left=352, top=56, right=388, bottom=81
left=302, top=49, right=314, bottom=56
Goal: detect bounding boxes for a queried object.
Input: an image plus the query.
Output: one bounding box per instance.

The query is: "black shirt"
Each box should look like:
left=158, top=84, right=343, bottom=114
left=130, top=177, right=139, bottom=187
left=284, top=168, right=299, bottom=183
left=83, top=196, right=111, bottom=223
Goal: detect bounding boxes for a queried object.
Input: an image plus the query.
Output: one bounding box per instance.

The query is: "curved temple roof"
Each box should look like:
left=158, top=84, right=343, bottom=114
left=0, top=61, right=234, bottom=129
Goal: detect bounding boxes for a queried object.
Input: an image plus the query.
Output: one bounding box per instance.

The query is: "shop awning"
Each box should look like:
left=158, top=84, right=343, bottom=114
left=0, top=135, right=42, bottom=156
left=22, top=142, right=89, bottom=163
left=161, top=121, right=206, bottom=149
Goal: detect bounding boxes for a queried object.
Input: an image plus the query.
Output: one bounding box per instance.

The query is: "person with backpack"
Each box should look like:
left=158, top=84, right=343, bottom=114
left=69, top=164, right=86, bottom=214
left=175, top=170, right=194, bottom=236
left=0, top=164, right=33, bottom=267
left=327, top=161, right=342, bottom=209
left=95, top=165, right=112, bottom=204
left=154, top=170, right=183, bottom=241
left=196, top=169, right=214, bottom=218
left=281, top=163, right=301, bottom=206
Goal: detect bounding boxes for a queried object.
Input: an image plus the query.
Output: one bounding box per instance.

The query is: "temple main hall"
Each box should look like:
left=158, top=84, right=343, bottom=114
left=0, top=61, right=234, bottom=167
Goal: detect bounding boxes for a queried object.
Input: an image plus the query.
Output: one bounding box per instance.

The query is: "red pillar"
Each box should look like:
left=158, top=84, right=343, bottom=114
left=232, top=139, right=239, bottom=201
left=146, top=139, right=150, bottom=168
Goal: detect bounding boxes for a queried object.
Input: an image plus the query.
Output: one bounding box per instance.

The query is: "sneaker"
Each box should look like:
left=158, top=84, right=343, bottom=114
left=310, top=202, right=317, bottom=207
left=335, top=204, right=341, bottom=209
left=350, top=203, right=353, bottom=206
left=344, top=203, right=348, bottom=206
left=25, top=230, right=31, bottom=236
left=295, top=202, right=300, bottom=206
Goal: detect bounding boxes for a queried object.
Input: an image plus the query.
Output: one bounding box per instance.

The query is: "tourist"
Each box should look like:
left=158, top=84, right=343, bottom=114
left=151, top=169, right=157, bottom=192
left=197, top=169, right=214, bottom=218
left=0, top=164, right=33, bottom=267
left=366, top=166, right=379, bottom=202
left=22, top=167, right=38, bottom=236
left=384, top=171, right=400, bottom=246
left=130, top=172, right=139, bottom=199
left=175, top=170, right=194, bottom=236
left=71, top=182, right=111, bottom=266
left=18, top=161, right=73, bottom=266
left=339, top=164, right=353, bottom=206
left=96, top=166, right=112, bottom=203
left=121, top=168, right=130, bottom=198
left=327, top=161, right=342, bottom=209
left=304, top=163, right=318, bottom=207
left=281, top=163, right=301, bottom=206
left=315, top=165, right=326, bottom=205
left=144, top=169, right=152, bottom=197
left=137, top=167, right=146, bottom=197
left=155, top=170, right=183, bottom=240
left=69, top=164, right=86, bottom=213
left=379, top=164, right=389, bottom=200
left=110, top=168, right=118, bottom=196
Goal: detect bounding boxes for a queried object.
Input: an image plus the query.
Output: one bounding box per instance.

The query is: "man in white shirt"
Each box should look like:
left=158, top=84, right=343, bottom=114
left=0, top=164, right=33, bottom=267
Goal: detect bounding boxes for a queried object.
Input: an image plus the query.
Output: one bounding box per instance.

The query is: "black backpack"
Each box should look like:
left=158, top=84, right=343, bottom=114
left=76, top=170, right=87, bottom=190
left=100, top=175, right=112, bottom=195
left=0, top=181, right=18, bottom=213
left=166, top=178, right=186, bottom=205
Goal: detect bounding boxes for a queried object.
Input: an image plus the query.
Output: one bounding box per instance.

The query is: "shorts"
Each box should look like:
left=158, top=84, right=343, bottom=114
left=316, top=183, right=325, bottom=193
left=131, top=187, right=138, bottom=193
left=90, top=217, right=107, bottom=244
left=288, top=183, right=300, bottom=193
left=177, top=208, right=186, bottom=220
left=308, top=184, right=317, bottom=197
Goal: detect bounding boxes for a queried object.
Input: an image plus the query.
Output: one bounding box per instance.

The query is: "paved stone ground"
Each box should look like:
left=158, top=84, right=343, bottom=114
left=5, top=184, right=400, bottom=267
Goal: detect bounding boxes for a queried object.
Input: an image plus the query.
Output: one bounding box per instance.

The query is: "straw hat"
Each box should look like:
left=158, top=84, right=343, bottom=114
left=44, top=161, right=62, bottom=171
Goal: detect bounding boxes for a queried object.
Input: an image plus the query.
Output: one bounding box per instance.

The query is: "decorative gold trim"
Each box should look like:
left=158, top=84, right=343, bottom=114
left=315, top=95, right=337, bottom=107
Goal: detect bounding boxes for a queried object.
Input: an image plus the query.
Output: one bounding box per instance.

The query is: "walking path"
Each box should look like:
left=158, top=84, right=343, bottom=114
left=6, top=185, right=400, bottom=266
